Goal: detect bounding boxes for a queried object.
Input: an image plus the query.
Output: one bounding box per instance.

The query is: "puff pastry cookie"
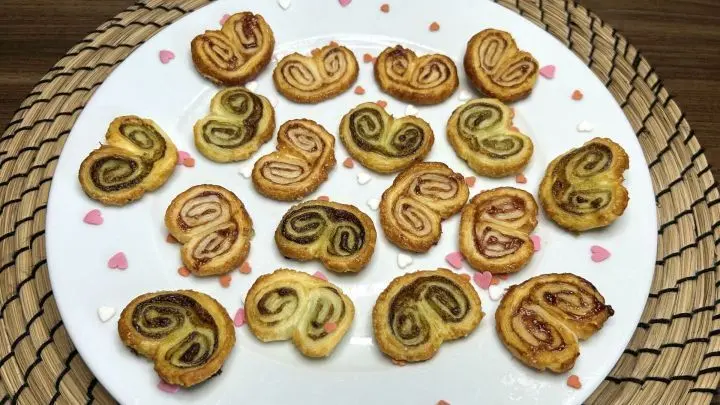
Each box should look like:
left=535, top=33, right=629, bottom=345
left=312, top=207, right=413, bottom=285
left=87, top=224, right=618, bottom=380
left=245, top=269, right=355, bottom=357
left=447, top=98, right=533, bottom=177
left=539, top=137, right=630, bottom=232
left=252, top=119, right=336, bottom=201
left=460, top=187, right=538, bottom=274
left=273, top=43, right=359, bottom=103
left=194, top=87, right=275, bottom=162
left=275, top=200, right=376, bottom=273
left=380, top=162, right=469, bottom=252
left=165, top=185, right=253, bottom=276
left=373, top=268, right=483, bottom=362
left=496, top=273, right=614, bottom=372
left=339, top=102, right=434, bottom=173
left=464, top=29, right=539, bottom=102
left=118, top=290, right=235, bottom=387
left=374, top=45, right=458, bottom=104
left=191, top=12, right=274, bottom=86
left=78, top=115, right=177, bottom=206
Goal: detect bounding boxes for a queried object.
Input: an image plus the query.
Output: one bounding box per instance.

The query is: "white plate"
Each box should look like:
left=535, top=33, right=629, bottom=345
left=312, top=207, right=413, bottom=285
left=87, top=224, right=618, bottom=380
left=46, top=1, right=657, bottom=404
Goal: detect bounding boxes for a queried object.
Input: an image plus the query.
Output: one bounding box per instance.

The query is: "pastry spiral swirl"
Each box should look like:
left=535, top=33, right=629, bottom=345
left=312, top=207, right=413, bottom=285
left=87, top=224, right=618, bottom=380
left=463, top=29, right=539, bottom=102
left=460, top=187, right=538, bottom=274
left=496, top=273, right=614, bottom=372
left=273, top=43, right=359, bottom=103
left=339, top=102, right=434, bottom=173
left=117, top=290, right=235, bottom=387
left=193, top=87, right=275, bottom=162
left=78, top=115, right=177, bottom=206
left=165, top=185, right=253, bottom=276
left=539, top=137, right=630, bottom=231
left=373, top=269, right=483, bottom=362
left=252, top=119, right=336, bottom=201
left=374, top=45, right=459, bottom=104
left=191, top=12, right=275, bottom=86
left=275, top=200, right=377, bottom=273
left=245, top=269, right=355, bottom=357
left=447, top=98, right=533, bottom=177
left=380, top=162, right=469, bottom=252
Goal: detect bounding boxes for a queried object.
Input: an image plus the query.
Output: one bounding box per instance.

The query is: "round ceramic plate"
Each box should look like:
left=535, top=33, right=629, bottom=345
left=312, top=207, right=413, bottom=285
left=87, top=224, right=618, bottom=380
left=46, top=0, right=657, bottom=404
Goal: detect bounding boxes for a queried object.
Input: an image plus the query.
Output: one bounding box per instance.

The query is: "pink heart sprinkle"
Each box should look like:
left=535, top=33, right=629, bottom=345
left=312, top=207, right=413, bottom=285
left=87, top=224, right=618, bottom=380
left=313, top=271, right=327, bottom=281
left=234, top=308, right=245, bottom=327
left=323, top=322, right=337, bottom=333
left=445, top=251, right=463, bottom=269
left=539, top=65, right=555, bottom=79
left=159, top=50, right=175, bottom=64
left=338, top=0, right=351, bottom=6
left=590, top=245, right=611, bottom=262
left=83, top=209, right=103, bottom=225
left=177, top=150, right=191, bottom=165
left=530, top=235, right=541, bottom=252
left=107, top=252, right=128, bottom=270
left=157, top=381, right=179, bottom=393
left=220, top=13, right=230, bottom=25
left=473, top=271, right=493, bottom=289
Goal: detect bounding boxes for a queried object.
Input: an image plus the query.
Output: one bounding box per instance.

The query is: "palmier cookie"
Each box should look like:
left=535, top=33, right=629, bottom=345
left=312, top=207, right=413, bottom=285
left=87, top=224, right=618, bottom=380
left=447, top=98, right=533, bottom=177
left=275, top=200, right=376, bottom=273
left=252, top=119, right=336, bottom=201
left=118, top=290, right=235, bottom=387
left=273, top=43, right=359, bottom=103
left=464, top=29, right=539, bottom=102
left=539, top=137, right=629, bottom=232
left=374, top=45, right=459, bottom=104
left=194, top=87, right=275, bottom=162
left=165, top=185, right=252, bottom=276
left=460, top=187, right=538, bottom=274
left=191, top=12, right=274, bottom=86
left=245, top=269, right=355, bottom=357
left=339, top=102, right=434, bottom=173
left=78, top=115, right=177, bottom=206
left=496, top=273, right=614, bottom=372
left=380, top=162, right=469, bottom=252
left=373, top=269, right=483, bottom=362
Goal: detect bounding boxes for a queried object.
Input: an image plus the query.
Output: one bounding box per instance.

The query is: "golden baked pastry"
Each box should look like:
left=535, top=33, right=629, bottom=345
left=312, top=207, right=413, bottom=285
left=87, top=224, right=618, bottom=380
left=463, top=28, right=539, bottom=102
left=78, top=115, right=177, bottom=206
left=275, top=200, right=376, bottom=273
left=374, top=45, right=459, bottom=104
left=447, top=98, right=533, bottom=177
left=339, top=102, right=434, bottom=173
left=191, top=12, right=274, bottom=86
left=193, top=87, right=275, bottom=162
left=244, top=269, right=355, bottom=357
left=460, top=187, right=538, bottom=274
left=273, top=43, right=359, bottom=103
left=252, top=119, right=336, bottom=201
left=380, top=162, right=469, bottom=252
left=539, top=137, right=630, bottom=232
left=165, top=185, right=253, bottom=276
left=372, top=269, right=483, bottom=362
left=118, top=290, right=235, bottom=387
left=495, top=273, right=614, bottom=372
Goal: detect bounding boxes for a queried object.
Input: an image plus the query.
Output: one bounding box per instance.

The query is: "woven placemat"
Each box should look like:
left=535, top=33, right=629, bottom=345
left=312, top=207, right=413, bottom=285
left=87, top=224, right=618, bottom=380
left=0, top=0, right=718, bottom=403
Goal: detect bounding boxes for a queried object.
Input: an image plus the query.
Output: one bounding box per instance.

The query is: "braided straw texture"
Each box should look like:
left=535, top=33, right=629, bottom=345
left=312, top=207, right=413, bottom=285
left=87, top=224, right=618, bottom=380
left=0, top=0, right=717, bottom=403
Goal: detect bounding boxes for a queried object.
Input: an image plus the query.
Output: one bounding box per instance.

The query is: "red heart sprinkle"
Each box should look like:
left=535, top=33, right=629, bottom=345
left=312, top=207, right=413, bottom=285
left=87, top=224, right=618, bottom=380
left=473, top=271, right=493, bottom=289
left=343, top=157, right=354, bottom=168
left=380, top=4, right=390, bottom=12
left=354, top=86, right=366, bottom=95
left=375, top=100, right=387, bottom=108
left=515, top=174, right=527, bottom=184
left=429, top=22, right=440, bottom=32
left=323, top=322, right=337, bottom=333
left=567, top=375, right=582, bottom=389
left=239, top=261, right=252, bottom=274
left=234, top=308, right=246, bottom=327
left=317, top=196, right=330, bottom=201
left=572, top=90, right=584, bottom=100
left=177, top=266, right=190, bottom=277
left=464, top=176, right=476, bottom=187
left=219, top=274, right=232, bottom=288
left=83, top=209, right=103, bottom=225
left=107, top=252, right=128, bottom=270
left=363, top=53, right=374, bottom=63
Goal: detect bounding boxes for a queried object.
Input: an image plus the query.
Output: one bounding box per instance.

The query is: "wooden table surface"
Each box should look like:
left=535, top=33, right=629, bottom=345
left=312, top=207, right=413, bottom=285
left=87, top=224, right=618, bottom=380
left=1, top=0, right=719, bottom=402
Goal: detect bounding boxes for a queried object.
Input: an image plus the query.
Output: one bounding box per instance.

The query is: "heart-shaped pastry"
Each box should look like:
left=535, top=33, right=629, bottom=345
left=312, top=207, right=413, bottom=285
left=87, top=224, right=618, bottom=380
left=191, top=12, right=275, bottom=86
left=460, top=187, right=538, bottom=274
left=273, top=43, right=359, bottom=103
left=275, top=200, right=377, bottom=273
left=539, top=137, right=629, bottom=231
left=447, top=98, right=533, bottom=177
left=339, top=102, right=434, bottom=173
left=374, top=45, right=459, bottom=104
left=464, top=29, right=539, bottom=102
left=252, top=119, right=336, bottom=201
left=78, top=115, right=177, bottom=206
left=193, top=87, right=275, bottom=162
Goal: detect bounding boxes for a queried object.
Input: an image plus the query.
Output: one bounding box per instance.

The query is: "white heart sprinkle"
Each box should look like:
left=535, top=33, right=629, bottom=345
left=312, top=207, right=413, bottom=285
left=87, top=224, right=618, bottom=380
left=367, top=198, right=380, bottom=210
left=458, top=90, right=473, bottom=101
left=397, top=253, right=413, bottom=268
left=245, top=81, right=259, bottom=92
left=239, top=165, right=253, bottom=178
left=273, top=52, right=285, bottom=65
left=405, top=104, right=419, bottom=116
left=488, top=285, right=506, bottom=301
left=277, top=0, right=291, bottom=10
left=270, top=96, right=279, bottom=108
left=97, top=306, right=116, bottom=322
left=357, top=173, right=372, bottom=185
left=576, top=120, right=594, bottom=132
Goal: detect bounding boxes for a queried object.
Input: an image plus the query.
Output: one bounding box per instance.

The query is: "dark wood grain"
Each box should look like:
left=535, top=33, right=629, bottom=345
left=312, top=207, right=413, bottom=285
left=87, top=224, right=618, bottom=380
left=0, top=0, right=719, bottom=401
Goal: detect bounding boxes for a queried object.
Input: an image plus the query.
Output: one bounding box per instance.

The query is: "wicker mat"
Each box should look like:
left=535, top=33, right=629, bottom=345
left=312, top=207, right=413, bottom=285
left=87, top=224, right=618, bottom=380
left=0, top=0, right=718, bottom=403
